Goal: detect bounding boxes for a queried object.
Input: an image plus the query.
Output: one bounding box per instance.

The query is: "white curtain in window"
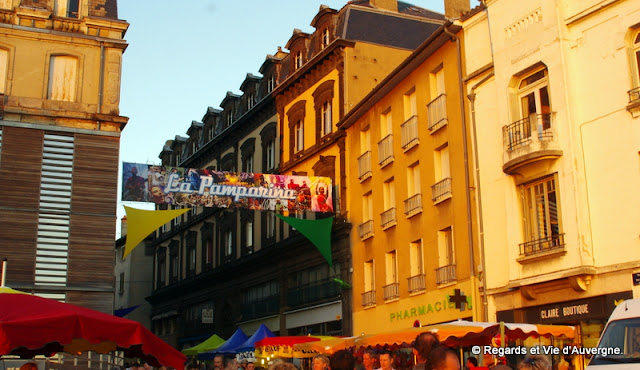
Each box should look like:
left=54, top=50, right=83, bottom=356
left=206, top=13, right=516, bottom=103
left=48, top=55, right=77, bottom=101
left=0, top=49, right=7, bottom=94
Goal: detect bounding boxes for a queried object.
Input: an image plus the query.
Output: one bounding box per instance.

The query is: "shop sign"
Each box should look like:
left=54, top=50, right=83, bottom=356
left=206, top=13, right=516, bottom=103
left=389, top=288, right=472, bottom=322
left=524, top=291, right=632, bottom=324
left=202, top=308, right=213, bottom=324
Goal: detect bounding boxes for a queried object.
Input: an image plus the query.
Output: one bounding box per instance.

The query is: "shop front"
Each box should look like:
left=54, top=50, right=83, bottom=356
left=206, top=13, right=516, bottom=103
left=497, top=291, right=633, bottom=370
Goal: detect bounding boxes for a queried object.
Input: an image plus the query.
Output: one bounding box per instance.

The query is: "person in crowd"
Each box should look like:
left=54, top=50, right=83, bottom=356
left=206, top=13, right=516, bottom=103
left=426, top=346, right=460, bottom=370
left=268, top=360, right=298, bottom=370
left=19, top=363, right=38, bottom=370
left=330, top=349, right=356, bottom=370
left=214, top=355, right=225, bottom=370
left=376, top=350, right=395, bottom=370
left=413, top=332, right=441, bottom=370
left=516, top=356, right=550, bottom=370
left=247, top=362, right=256, bottom=370
left=465, top=357, right=478, bottom=370
left=186, top=364, right=200, bottom=370
left=313, top=355, right=330, bottom=370
left=363, top=350, right=377, bottom=370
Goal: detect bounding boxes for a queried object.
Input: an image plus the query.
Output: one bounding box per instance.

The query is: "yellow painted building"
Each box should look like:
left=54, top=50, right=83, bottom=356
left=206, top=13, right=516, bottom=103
left=338, top=19, right=483, bottom=335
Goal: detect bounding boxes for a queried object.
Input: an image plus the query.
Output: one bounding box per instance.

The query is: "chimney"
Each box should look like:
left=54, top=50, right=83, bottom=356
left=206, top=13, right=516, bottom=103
left=369, top=0, right=398, bottom=12
left=444, top=0, right=470, bottom=18
left=120, top=215, right=128, bottom=237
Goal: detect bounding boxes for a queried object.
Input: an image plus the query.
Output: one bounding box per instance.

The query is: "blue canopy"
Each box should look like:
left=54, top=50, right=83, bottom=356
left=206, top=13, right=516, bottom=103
left=235, top=324, right=276, bottom=353
left=199, top=328, right=248, bottom=360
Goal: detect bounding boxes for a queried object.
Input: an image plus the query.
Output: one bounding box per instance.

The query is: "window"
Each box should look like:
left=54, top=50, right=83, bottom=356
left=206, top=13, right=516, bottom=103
left=0, top=48, right=7, bottom=94
left=48, top=55, right=78, bottom=102
left=247, top=93, right=256, bottom=110
left=243, top=155, right=253, bottom=173
left=53, top=0, right=79, bottom=18
left=119, top=272, right=125, bottom=294
left=245, top=220, right=254, bottom=248
left=408, top=240, right=425, bottom=292
left=224, top=229, right=233, bottom=257
left=266, top=212, right=276, bottom=239
left=358, top=128, right=372, bottom=181
left=192, top=141, right=197, bottom=155
left=362, top=260, right=375, bottom=306
left=241, top=139, right=255, bottom=173
left=520, top=175, right=563, bottom=256
left=634, top=31, right=640, bottom=83
left=175, top=152, right=181, bottom=166
left=401, top=89, right=419, bottom=150
left=266, top=140, right=275, bottom=170
left=186, top=232, right=197, bottom=276
left=157, top=252, right=166, bottom=288
left=405, top=162, right=422, bottom=215
left=378, top=109, right=394, bottom=166
left=322, top=28, right=330, bottom=48
left=359, top=192, right=374, bottom=240
left=384, top=251, right=399, bottom=300
left=295, top=119, right=304, bottom=152
left=295, top=51, right=303, bottom=69
left=321, top=101, right=332, bottom=136
left=227, top=112, right=234, bottom=127
left=381, top=179, right=396, bottom=228
left=267, top=75, right=276, bottom=93
left=432, top=144, right=451, bottom=203
left=428, top=65, right=447, bottom=132
left=436, top=227, right=455, bottom=284
left=169, top=242, right=179, bottom=283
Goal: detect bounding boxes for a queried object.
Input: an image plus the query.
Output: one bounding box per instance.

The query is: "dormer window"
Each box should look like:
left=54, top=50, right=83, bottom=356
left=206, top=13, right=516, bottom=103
left=54, top=0, right=79, bottom=18
left=322, top=28, right=330, bottom=48
left=267, top=75, right=275, bottom=93
left=175, top=153, right=181, bottom=166
left=247, top=93, right=255, bottom=110
left=208, top=127, right=214, bottom=141
left=192, top=141, right=197, bottom=154
left=227, top=112, right=234, bottom=127
left=295, top=51, right=303, bottom=69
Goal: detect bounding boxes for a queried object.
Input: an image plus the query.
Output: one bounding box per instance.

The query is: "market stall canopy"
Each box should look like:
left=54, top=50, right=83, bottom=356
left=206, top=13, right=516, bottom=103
left=293, top=336, right=360, bottom=355
left=182, top=334, right=225, bottom=355
left=199, top=328, right=248, bottom=360
left=354, top=321, right=575, bottom=348
left=255, top=336, right=338, bottom=358
left=235, top=324, right=276, bottom=353
left=0, top=287, right=186, bottom=369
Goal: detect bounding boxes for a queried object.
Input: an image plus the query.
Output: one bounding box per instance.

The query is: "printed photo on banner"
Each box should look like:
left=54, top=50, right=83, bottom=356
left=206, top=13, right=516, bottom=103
left=121, top=162, right=334, bottom=213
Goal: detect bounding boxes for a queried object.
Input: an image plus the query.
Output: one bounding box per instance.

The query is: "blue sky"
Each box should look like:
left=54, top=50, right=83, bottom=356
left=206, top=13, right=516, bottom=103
left=115, top=0, right=446, bottom=235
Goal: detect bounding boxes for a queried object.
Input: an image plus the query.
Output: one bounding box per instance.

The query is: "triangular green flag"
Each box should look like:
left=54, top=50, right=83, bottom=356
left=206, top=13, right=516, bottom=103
left=276, top=214, right=334, bottom=267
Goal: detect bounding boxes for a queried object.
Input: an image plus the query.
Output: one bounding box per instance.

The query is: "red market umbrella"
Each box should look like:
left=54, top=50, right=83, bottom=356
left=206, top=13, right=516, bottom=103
left=0, top=287, right=186, bottom=369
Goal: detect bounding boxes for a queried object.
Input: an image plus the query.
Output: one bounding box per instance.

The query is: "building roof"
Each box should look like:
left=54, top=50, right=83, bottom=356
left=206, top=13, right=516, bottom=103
left=239, top=73, right=263, bottom=92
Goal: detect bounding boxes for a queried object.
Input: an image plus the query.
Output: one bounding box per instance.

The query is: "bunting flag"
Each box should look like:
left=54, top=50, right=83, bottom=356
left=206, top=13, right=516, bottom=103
left=275, top=214, right=334, bottom=267
left=123, top=206, right=190, bottom=260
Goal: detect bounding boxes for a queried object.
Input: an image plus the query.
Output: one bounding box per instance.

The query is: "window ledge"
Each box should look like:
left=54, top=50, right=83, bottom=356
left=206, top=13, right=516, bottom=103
left=384, top=297, right=400, bottom=303
left=359, top=172, right=372, bottom=183
left=363, top=303, right=377, bottom=310
left=360, top=232, right=374, bottom=241
left=433, top=194, right=452, bottom=205
left=436, top=281, right=457, bottom=289
left=626, top=99, right=640, bottom=118
left=405, top=208, right=422, bottom=219
left=517, top=248, right=566, bottom=264
left=382, top=221, right=397, bottom=230
left=409, top=289, right=426, bottom=297
left=379, top=157, right=394, bottom=168
left=402, top=140, right=419, bottom=153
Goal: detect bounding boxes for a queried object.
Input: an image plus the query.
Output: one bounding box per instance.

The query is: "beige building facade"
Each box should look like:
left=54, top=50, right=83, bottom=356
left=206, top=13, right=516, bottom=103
left=465, top=0, right=640, bottom=367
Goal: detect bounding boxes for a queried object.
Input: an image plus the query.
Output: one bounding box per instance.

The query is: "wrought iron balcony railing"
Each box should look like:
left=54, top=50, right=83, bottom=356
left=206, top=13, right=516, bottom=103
left=377, top=134, right=394, bottom=167
left=358, top=151, right=372, bottom=181
left=427, top=94, right=447, bottom=132
left=408, top=274, right=426, bottom=293
left=404, top=193, right=422, bottom=216
left=519, top=233, right=565, bottom=257
left=401, top=115, right=419, bottom=150
left=504, top=113, right=552, bottom=151
left=383, top=283, right=399, bottom=300
left=362, top=290, right=376, bottom=307
left=628, top=87, right=640, bottom=104
left=435, top=264, right=456, bottom=285
left=287, top=278, right=341, bottom=307
left=358, top=220, right=374, bottom=240
left=380, top=208, right=397, bottom=229
left=431, top=177, right=452, bottom=203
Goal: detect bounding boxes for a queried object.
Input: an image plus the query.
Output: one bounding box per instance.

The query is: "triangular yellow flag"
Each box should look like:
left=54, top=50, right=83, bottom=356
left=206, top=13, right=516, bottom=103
left=122, top=206, right=190, bottom=260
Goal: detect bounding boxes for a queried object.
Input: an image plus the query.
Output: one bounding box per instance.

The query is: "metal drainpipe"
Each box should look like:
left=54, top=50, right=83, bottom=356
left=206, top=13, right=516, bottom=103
left=443, top=25, right=476, bottom=312
left=468, top=72, right=494, bottom=322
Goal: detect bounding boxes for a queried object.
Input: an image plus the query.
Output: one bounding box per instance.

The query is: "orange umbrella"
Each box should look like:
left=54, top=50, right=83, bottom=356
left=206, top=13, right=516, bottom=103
left=293, top=336, right=360, bottom=355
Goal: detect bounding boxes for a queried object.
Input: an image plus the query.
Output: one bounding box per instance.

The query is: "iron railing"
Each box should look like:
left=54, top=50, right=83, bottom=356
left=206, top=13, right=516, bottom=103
left=435, top=264, right=456, bottom=285
left=287, top=278, right=341, bottom=307
left=377, top=134, right=394, bottom=166
left=628, top=87, right=640, bottom=104
left=431, top=177, right=452, bottom=203
left=358, top=220, right=374, bottom=240
left=383, top=283, right=399, bottom=300
left=241, top=295, right=279, bottom=321
left=380, top=208, right=397, bottom=228
left=519, top=233, right=565, bottom=256
left=401, top=115, right=419, bottom=150
left=362, top=290, right=376, bottom=306
left=408, top=274, right=426, bottom=293
left=358, top=151, right=372, bottom=181
left=504, top=113, right=552, bottom=151
left=404, top=193, right=422, bottom=215
left=427, top=94, right=447, bottom=132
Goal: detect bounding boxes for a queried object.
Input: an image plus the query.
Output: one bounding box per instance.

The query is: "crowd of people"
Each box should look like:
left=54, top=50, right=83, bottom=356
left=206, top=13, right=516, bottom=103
left=179, top=331, right=553, bottom=370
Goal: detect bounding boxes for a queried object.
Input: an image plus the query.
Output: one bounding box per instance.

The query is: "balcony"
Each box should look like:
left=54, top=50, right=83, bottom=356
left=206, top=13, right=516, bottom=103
left=362, top=290, right=376, bottom=307
left=518, top=233, right=566, bottom=261
left=431, top=177, right=452, bottom=204
left=435, top=264, right=456, bottom=285
left=427, top=94, right=447, bottom=133
left=377, top=134, right=394, bottom=168
left=401, top=115, right=419, bottom=151
left=380, top=208, right=397, bottom=229
left=627, top=87, right=640, bottom=117
left=408, top=274, right=426, bottom=293
left=404, top=193, right=422, bottom=217
left=241, top=295, right=279, bottom=321
left=287, top=278, right=341, bottom=307
left=502, top=113, right=562, bottom=175
left=358, top=220, right=374, bottom=240
left=383, top=283, right=399, bottom=300
left=358, top=151, right=372, bottom=182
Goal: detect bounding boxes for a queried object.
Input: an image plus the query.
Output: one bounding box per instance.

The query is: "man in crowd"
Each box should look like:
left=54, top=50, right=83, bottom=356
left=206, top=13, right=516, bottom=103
left=412, top=332, right=440, bottom=370
left=330, top=349, right=356, bottom=370
left=376, top=350, right=394, bottom=370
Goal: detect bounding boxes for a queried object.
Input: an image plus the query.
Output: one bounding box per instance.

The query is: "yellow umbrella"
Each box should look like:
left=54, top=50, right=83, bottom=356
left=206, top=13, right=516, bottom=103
left=293, top=336, right=360, bottom=355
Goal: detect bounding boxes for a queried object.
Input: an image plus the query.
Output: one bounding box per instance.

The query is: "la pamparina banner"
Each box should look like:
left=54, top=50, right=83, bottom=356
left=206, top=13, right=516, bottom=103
left=122, top=162, right=334, bottom=213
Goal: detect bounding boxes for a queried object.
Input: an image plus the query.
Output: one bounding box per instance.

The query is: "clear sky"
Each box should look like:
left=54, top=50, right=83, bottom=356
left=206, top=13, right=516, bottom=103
left=115, top=0, right=446, bottom=236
